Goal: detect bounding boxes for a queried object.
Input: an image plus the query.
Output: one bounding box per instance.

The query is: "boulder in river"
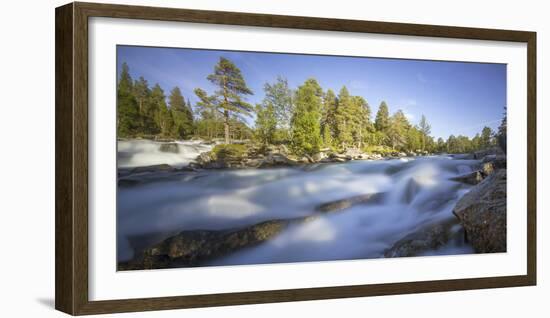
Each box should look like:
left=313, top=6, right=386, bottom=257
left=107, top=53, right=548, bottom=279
left=453, top=169, right=506, bottom=253
left=384, top=217, right=462, bottom=257
left=450, top=170, right=484, bottom=185
left=159, top=143, right=179, bottom=153
left=119, top=218, right=304, bottom=270
left=315, top=193, right=384, bottom=213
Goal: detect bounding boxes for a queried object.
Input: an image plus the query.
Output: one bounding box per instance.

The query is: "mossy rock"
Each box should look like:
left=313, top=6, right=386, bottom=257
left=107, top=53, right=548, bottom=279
left=211, top=144, right=248, bottom=161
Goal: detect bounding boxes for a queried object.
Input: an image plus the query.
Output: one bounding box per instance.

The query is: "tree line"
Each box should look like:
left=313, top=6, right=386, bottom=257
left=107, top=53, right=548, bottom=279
left=117, top=57, right=505, bottom=155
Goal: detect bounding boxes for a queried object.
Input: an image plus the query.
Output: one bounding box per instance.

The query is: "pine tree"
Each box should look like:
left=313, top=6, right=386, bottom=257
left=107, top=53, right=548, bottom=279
left=134, top=76, right=161, bottom=135
left=480, top=126, right=493, bottom=149
left=150, top=84, right=173, bottom=137
left=374, top=101, right=390, bottom=132
left=418, top=114, right=431, bottom=151
left=290, top=78, right=323, bottom=156
left=334, top=86, right=354, bottom=149
left=204, top=57, right=254, bottom=144
left=169, top=86, right=194, bottom=139
left=117, top=63, right=139, bottom=137
left=387, top=110, right=410, bottom=150
left=352, top=96, right=370, bottom=148
left=194, top=88, right=219, bottom=139
left=497, top=107, right=507, bottom=152
left=406, top=126, right=423, bottom=152
left=322, top=89, right=337, bottom=147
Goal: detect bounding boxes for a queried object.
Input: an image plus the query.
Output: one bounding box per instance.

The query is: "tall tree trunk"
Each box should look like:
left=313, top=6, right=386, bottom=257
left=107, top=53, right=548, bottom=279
left=224, top=110, right=230, bottom=144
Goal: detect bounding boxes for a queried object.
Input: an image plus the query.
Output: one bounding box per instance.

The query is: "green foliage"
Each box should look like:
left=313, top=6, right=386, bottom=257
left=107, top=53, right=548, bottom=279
left=117, top=60, right=500, bottom=157
left=117, top=63, right=140, bottom=137
left=254, top=103, right=277, bottom=146
left=362, top=145, right=394, bottom=156
left=263, top=77, right=293, bottom=132
left=321, top=89, right=337, bottom=147
left=480, top=126, right=494, bottom=149
left=374, top=101, right=390, bottom=132
left=334, top=86, right=354, bottom=148
left=170, top=87, right=194, bottom=139
left=387, top=109, right=410, bottom=150
left=202, top=57, right=254, bottom=143
left=290, top=79, right=323, bottom=156
left=418, top=114, right=431, bottom=151
left=116, top=63, right=194, bottom=140
left=211, top=144, right=248, bottom=161
left=497, top=107, right=507, bottom=152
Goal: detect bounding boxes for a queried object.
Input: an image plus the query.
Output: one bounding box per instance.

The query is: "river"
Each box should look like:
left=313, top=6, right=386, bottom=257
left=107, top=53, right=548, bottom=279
left=117, top=140, right=476, bottom=266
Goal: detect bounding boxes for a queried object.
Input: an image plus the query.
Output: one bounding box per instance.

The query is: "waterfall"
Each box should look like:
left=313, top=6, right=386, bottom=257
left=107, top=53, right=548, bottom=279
left=117, top=139, right=214, bottom=168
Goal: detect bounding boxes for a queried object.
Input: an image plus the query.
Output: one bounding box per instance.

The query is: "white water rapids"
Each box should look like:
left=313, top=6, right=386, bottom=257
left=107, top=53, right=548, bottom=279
left=117, top=140, right=477, bottom=265
left=118, top=139, right=214, bottom=168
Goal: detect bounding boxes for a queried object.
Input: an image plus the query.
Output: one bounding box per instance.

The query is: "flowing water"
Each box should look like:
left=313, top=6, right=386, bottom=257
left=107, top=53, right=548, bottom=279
left=118, top=139, right=215, bottom=168
left=117, top=140, right=477, bottom=266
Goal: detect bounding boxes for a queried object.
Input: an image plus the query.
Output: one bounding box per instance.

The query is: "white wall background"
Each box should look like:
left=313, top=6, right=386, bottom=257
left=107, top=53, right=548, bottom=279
left=0, top=0, right=546, bottom=316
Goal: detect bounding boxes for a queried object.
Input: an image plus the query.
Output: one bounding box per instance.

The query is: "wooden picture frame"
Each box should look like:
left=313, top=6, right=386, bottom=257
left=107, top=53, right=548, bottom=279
left=55, top=2, right=536, bottom=315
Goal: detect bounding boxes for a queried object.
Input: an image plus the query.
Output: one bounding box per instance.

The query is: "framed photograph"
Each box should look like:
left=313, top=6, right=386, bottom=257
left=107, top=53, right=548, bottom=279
left=55, top=2, right=536, bottom=315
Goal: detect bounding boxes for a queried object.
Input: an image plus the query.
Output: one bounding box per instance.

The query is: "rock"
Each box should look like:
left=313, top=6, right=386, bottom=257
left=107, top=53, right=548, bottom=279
left=159, top=143, right=179, bottom=153
left=188, top=162, right=202, bottom=169
left=480, top=155, right=506, bottom=176
left=315, top=193, right=384, bottom=213
left=119, top=218, right=305, bottom=270
left=371, top=153, right=383, bottom=160
left=452, top=153, right=475, bottom=160
left=384, top=217, right=462, bottom=257
left=450, top=170, right=484, bottom=185
left=332, top=157, right=347, bottom=163
left=311, top=152, right=327, bottom=162
left=130, top=164, right=175, bottom=174
left=244, top=158, right=263, bottom=168
left=398, top=152, right=407, bottom=157
left=453, top=169, right=506, bottom=253
left=196, top=152, right=213, bottom=165
left=343, top=148, right=362, bottom=158
left=329, top=153, right=351, bottom=161
left=473, top=147, right=503, bottom=160
left=481, top=162, right=494, bottom=176
left=482, top=154, right=506, bottom=167
left=260, top=153, right=296, bottom=167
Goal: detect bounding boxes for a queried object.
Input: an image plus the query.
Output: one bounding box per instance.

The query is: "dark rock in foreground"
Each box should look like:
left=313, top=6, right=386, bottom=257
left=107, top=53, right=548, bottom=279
left=453, top=169, right=507, bottom=253
left=119, top=219, right=296, bottom=270
left=120, top=192, right=383, bottom=270
left=384, top=217, right=462, bottom=257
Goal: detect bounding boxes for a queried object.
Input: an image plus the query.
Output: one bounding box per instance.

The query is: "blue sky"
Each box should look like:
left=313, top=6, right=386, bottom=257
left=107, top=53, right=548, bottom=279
left=117, top=45, right=506, bottom=139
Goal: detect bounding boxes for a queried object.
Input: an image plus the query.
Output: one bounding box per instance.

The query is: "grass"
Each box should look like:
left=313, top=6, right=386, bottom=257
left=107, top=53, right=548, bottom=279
left=211, top=144, right=248, bottom=161
left=362, top=145, right=395, bottom=156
